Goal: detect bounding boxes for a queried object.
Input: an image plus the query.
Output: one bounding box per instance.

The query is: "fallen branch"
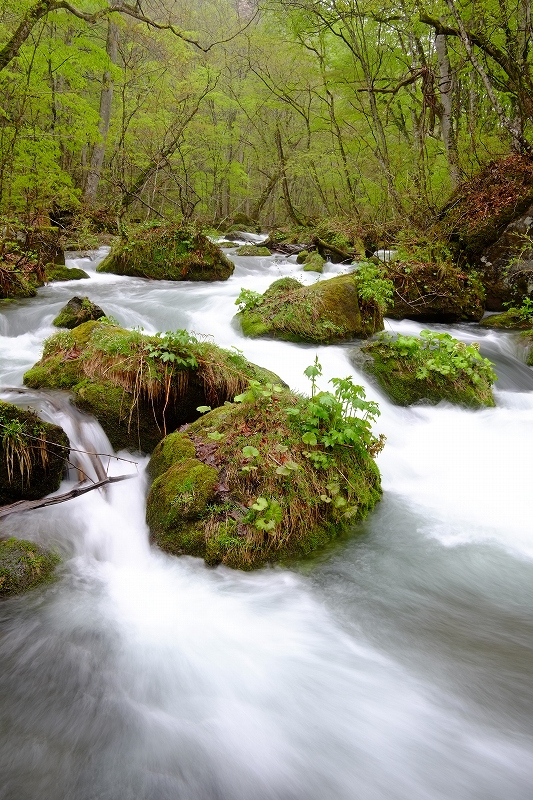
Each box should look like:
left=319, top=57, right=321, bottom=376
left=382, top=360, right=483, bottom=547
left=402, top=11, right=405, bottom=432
left=0, top=473, right=137, bottom=520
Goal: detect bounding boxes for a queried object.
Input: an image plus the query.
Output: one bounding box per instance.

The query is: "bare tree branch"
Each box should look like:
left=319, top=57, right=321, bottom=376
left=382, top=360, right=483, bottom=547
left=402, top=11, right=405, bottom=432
left=0, top=474, right=137, bottom=520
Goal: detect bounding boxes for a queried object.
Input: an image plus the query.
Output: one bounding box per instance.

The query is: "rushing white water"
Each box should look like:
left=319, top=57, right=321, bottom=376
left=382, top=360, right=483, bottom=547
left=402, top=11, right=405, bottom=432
left=0, top=248, right=532, bottom=800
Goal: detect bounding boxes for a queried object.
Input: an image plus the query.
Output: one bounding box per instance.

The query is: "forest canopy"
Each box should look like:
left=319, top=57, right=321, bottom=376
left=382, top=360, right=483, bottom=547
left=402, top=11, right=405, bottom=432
left=0, top=0, right=531, bottom=226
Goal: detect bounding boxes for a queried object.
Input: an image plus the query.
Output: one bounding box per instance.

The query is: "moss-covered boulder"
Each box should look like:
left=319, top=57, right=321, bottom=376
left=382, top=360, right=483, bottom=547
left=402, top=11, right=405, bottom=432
left=438, top=155, right=533, bottom=308
left=146, top=380, right=383, bottom=569
left=97, top=224, right=233, bottom=281
left=0, top=400, right=69, bottom=504
left=0, top=538, right=60, bottom=598
left=302, top=252, right=325, bottom=273
left=385, top=260, right=485, bottom=322
left=234, top=245, right=271, bottom=256
left=358, top=331, right=496, bottom=408
left=480, top=309, right=533, bottom=329
left=53, top=296, right=105, bottom=329
left=46, top=265, right=90, bottom=282
left=236, top=273, right=382, bottom=344
left=24, top=322, right=284, bottom=453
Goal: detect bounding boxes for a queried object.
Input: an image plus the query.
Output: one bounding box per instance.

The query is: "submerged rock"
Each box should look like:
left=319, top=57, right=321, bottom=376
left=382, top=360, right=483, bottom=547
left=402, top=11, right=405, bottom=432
left=0, top=400, right=69, bottom=505
left=0, top=538, right=60, bottom=598
left=236, top=273, right=382, bottom=344
left=385, top=261, right=485, bottom=322
left=146, top=384, right=382, bottom=569
left=358, top=332, right=496, bottom=408
left=53, top=296, right=105, bottom=328
left=97, top=224, right=233, bottom=281
left=24, top=322, right=284, bottom=452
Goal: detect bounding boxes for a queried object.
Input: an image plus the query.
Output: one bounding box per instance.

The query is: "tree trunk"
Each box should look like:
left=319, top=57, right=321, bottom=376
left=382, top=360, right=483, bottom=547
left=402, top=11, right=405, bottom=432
left=84, top=18, right=119, bottom=202
left=275, top=125, right=304, bottom=226
left=435, top=33, right=461, bottom=187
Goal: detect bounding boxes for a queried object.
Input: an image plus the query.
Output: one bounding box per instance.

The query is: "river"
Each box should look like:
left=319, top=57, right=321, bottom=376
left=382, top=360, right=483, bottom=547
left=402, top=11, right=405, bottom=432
left=0, top=246, right=532, bottom=800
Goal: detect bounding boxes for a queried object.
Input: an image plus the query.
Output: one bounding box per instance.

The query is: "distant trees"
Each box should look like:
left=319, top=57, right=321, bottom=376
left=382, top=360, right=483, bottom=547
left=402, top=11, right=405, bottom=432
left=0, top=0, right=531, bottom=225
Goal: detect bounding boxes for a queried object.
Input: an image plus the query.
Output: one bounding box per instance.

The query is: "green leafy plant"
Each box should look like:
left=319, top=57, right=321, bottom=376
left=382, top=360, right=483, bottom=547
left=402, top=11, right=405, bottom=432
left=503, top=296, right=533, bottom=324
left=144, top=329, right=199, bottom=368
left=353, top=261, right=394, bottom=313
left=384, top=330, right=497, bottom=385
left=235, top=288, right=264, bottom=312
left=286, top=356, right=383, bottom=464
left=244, top=496, right=284, bottom=531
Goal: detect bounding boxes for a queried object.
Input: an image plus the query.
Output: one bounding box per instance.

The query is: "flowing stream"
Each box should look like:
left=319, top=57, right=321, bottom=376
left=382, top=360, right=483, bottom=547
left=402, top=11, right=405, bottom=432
left=0, top=247, right=532, bottom=800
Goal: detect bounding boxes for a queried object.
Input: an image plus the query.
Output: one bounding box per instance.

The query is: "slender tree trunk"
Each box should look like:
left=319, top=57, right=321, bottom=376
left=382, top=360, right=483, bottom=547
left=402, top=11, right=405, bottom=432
left=84, top=19, right=119, bottom=202
left=435, top=33, right=461, bottom=187
left=275, top=125, right=304, bottom=225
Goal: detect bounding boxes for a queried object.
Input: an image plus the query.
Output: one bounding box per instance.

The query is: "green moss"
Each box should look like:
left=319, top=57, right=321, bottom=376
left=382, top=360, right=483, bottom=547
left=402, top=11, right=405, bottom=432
left=0, top=538, right=60, bottom=598
left=23, top=322, right=284, bottom=453
left=234, top=245, right=271, bottom=256
left=145, top=387, right=382, bottom=570
left=146, top=458, right=219, bottom=555
left=238, top=273, right=382, bottom=344
left=361, top=334, right=496, bottom=408
left=296, top=250, right=309, bottom=264
left=147, top=432, right=196, bottom=479
left=46, top=266, right=89, bottom=282
left=97, top=224, right=234, bottom=281
left=53, top=296, right=105, bottom=329
left=302, top=252, right=325, bottom=272
left=480, top=309, right=533, bottom=329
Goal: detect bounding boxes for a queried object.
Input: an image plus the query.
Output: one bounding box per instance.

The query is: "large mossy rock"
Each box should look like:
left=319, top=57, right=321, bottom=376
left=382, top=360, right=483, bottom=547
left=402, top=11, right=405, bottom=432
left=237, top=274, right=382, bottom=343
left=234, top=245, right=271, bottom=256
left=0, top=400, right=69, bottom=505
left=438, top=155, right=533, bottom=309
left=97, top=225, right=234, bottom=281
left=358, top=332, right=496, bottom=408
left=53, top=296, right=105, bottom=328
left=46, top=265, right=89, bottom=282
left=385, top=260, right=485, bottom=322
left=479, top=309, right=533, bottom=329
left=302, top=252, right=325, bottom=273
left=146, top=388, right=382, bottom=569
left=24, top=321, right=284, bottom=453
left=0, top=538, right=60, bottom=598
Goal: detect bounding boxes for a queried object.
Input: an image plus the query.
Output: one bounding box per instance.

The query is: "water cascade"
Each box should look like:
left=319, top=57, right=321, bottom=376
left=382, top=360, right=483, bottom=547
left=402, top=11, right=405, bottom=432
left=0, top=247, right=532, bottom=800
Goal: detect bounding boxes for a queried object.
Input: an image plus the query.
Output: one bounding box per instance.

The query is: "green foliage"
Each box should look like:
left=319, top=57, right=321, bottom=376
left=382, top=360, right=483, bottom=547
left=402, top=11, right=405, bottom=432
left=362, top=331, right=497, bottom=408
left=287, top=357, right=383, bottom=466
left=353, top=261, right=394, bottom=314
left=394, top=232, right=453, bottom=266
left=144, top=329, right=199, bottom=368
left=235, top=288, right=264, bottom=313
left=503, top=297, right=533, bottom=324
left=388, top=331, right=497, bottom=385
